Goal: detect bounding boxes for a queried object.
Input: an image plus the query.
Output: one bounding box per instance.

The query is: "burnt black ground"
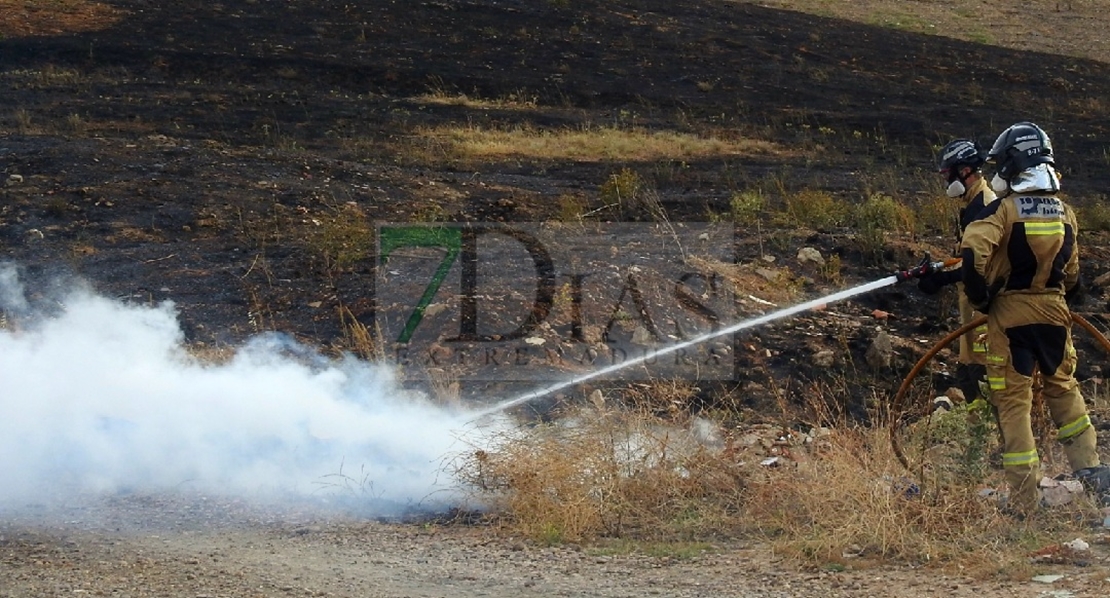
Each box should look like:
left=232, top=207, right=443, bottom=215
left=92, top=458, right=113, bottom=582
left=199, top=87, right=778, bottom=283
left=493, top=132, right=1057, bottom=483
left=2, top=0, right=1110, bottom=415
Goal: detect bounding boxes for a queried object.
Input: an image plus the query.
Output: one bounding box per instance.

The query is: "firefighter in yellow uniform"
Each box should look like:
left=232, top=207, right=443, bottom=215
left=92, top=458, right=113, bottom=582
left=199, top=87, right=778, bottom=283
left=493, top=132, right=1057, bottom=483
left=918, top=139, right=996, bottom=409
left=960, top=121, right=1109, bottom=515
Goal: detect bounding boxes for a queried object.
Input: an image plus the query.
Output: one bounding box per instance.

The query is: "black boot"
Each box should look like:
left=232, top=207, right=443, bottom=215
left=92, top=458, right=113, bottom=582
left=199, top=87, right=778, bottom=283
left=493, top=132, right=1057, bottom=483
left=1075, top=465, right=1110, bottom=506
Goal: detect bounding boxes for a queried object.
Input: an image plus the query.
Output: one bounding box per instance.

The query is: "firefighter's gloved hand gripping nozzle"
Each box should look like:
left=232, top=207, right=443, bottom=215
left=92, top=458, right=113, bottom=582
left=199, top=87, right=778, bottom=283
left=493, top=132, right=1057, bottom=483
left=894, top=253, right=961, bottom=283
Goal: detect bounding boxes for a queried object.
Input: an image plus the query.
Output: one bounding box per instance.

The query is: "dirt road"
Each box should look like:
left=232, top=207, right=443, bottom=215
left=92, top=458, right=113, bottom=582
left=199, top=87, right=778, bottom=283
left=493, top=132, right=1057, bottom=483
left=2, top=494, right=1107, bottom=598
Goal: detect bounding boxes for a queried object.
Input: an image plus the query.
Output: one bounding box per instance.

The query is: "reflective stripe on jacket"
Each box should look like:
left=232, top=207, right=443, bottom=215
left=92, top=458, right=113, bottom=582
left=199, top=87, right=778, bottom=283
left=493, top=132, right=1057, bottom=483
left=960, top=193, right=1079, bottom=302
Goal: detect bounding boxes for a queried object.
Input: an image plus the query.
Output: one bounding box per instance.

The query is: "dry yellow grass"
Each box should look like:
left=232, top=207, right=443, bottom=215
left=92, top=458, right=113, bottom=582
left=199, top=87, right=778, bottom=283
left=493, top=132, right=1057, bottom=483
left=686, top=255, right=803, bottom=305
left=416, top=123, right=782, bottom=162
left=456, top=389, right=1101, bottom=574
left=456, top=401, right=745, bottom=543
left=0, top=0, right=124, bottom=38
left=413, top=90, right=539, bottom=110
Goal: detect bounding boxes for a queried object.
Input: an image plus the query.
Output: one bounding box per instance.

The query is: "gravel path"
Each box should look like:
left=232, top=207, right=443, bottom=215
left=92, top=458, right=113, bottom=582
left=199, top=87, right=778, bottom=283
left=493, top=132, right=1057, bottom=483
left=3, top=494, right=1108, bottom=598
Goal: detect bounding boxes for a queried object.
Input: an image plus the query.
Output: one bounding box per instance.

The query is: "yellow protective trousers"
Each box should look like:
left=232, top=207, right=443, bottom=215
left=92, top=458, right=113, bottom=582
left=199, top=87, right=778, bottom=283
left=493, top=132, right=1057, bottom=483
left=985, top=294, right=1099, bottom=514
left=957, top=283, right=989, bottom=367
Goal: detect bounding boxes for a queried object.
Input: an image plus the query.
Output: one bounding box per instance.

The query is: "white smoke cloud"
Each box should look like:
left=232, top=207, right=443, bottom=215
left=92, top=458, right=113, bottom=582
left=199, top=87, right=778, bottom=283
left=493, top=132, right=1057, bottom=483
left=0, top=263, right=499, bottom=514
left=0, top=262, right=29, bottom=316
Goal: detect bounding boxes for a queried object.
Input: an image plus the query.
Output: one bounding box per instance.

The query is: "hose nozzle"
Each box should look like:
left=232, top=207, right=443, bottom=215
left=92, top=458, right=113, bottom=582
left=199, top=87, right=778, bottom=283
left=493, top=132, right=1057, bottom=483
left=894, top=253, right=958, bottom=282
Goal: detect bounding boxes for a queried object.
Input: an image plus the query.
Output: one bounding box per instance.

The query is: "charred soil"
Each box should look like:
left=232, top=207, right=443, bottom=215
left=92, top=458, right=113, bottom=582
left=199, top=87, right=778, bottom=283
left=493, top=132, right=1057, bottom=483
left=4, top=0, right=1110, bottom=595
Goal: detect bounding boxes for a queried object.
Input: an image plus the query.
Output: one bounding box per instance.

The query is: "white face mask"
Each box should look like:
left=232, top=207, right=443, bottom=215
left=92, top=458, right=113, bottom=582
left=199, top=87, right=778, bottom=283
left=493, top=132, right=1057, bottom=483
left=990, top=173, right=1009, bottom=194
left=946, top=179, right=966, bottom=198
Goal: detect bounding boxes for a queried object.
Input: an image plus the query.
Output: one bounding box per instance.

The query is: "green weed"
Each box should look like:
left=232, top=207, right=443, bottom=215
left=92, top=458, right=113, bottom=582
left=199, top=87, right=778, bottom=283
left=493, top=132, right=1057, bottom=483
left=599, top=168, right=666, bottom=221
left=729, top=189, right=765, bottom=226
left=779, top=189, right=848, bottom=231
left=851, top=193, right=905, bottom=261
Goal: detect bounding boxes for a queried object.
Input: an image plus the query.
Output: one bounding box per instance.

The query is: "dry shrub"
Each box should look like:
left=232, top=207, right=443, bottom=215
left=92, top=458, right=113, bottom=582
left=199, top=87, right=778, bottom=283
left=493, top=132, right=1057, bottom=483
left=458, top=378, right=1100, bottom=574
left=302, top=202, right=374, bottom=278
left=1075, top=198, right=1110, bottom=232
left=14, top=108, right=34, bottom=134
left=555, top=193, right=589, bottom=221
left=458, top=403, right=745, bottom=543
left=183, top=342, right=236, bottom=365
left=598, top=168, right=666, bottom=221
left=819, top=252, right=842, bottom=284
left=337, top=304, right=382, bottom=361
left=913, top=193, right=959, bottom=237
left=745, top=417, right=1096, bottom=576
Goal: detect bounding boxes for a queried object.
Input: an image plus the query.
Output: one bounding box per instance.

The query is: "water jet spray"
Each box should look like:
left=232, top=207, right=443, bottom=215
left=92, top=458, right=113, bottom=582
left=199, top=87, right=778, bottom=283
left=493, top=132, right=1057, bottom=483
left=470, top=254, right=959, bottom=419
left=472, top=275, right=901, bottom=419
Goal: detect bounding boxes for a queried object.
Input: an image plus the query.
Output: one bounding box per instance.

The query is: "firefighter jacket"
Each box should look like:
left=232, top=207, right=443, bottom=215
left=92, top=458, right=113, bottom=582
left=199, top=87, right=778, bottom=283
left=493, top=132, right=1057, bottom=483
left=922, top=177, right=997, bottom=290
left=956, top=177, right=997, bottom=248
left=959, top=192, right=1079, bottom=312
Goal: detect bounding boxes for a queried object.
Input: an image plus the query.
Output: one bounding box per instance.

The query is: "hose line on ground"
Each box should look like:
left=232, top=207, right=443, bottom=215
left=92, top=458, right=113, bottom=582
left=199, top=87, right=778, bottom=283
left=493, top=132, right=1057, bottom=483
left=890, top=312, right=1110, bottom=472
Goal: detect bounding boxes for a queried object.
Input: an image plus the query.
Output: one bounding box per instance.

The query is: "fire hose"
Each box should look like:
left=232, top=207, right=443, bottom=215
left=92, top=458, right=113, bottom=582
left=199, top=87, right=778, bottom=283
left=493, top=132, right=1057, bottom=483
left=888, top=313, right=1110, bottom=472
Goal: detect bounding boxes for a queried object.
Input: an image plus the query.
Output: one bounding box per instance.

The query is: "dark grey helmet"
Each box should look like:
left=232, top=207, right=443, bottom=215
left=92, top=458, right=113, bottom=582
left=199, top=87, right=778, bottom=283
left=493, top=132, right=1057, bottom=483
left=938, top=139, right=985, bottom=182
left=987, top=121, right=1054, bottom=181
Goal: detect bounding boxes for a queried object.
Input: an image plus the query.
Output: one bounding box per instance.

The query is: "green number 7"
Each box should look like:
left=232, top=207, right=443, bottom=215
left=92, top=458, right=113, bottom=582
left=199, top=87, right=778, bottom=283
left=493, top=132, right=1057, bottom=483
left=378, top=225, right=462, bottom=343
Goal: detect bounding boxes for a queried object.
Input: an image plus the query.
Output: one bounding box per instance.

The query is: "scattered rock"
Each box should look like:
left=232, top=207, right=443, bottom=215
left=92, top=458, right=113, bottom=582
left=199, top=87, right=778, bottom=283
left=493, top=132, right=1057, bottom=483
left=755, top=267, right=779, bottom=282
left=944, top=387, right=966, bottom=403
left=1042, top=485, right=1078, bottom=507
left=581, top=325, right=604, bottom=344
left=1039, top=477, right=1086, bottom=507
left=735, top=432, right=763, bottom=447
left=746, top=294, right=777, bottom=307
left=864, top=329, right=893, bottom=369
left=588, top=389, right=605, bottom=409
left=423, top=303, right=448, bottom=317
left=1064, top=538, right=1090, bottom=552
left=796, top=246, right=825, bottom=266
left=630, top=325, right=654, bottom=345
left=841, top=544, right=864, bottom=558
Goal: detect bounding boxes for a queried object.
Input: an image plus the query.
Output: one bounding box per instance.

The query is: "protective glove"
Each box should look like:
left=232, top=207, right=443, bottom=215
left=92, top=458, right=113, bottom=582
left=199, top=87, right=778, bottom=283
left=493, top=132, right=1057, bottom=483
left=917, top=269, right=960, bottom=295
left=969, top=280, right=1006, bottom=314
left=970, top=291, right=994, bottom=314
